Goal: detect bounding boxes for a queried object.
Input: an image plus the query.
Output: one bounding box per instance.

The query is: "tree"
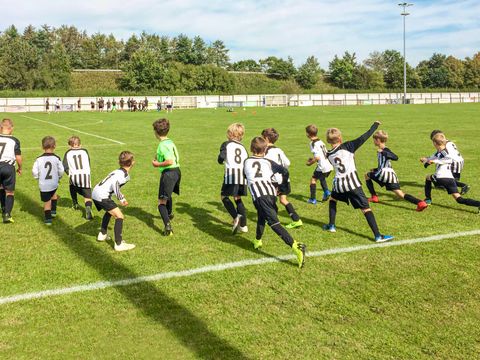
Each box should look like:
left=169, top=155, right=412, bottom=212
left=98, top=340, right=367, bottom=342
left=191, top=36, right=207, bottom=65
left=382, top=50, right=420, bottom=89
left=352, top=65, right=385, bottom=89
left=229, top=59, right=262, bottom=72
left=206, top=40, right=230, bottom=68
left=295, top=56, right=322, bottom=89
left=260, top=56, right=296, bottom=80
left=174, top=34, right=194, bottom=64
left=416, top=53, right=449, bottom=88
left=328, top=52, right=357, bottom=88
left=444, top=55, right=465, bottom=89
left=464, top=52, right=480, bottom=88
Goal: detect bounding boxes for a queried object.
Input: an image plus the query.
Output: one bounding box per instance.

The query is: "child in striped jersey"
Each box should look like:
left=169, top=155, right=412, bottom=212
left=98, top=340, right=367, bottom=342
left=421, top=134, right=480, bottom=211
left=218, top=123, right=248, bottom=234
left=63, top=136, right=93, bottom=220
left=32, top=136, right=64, bottom=225
left=262, top=128, right=302, bottom=229
left=365, top=130, right=427, bottom=212
left=244, top=136, right=306, bottom=268
left=428, top=130, right=469, bottom=195
left=323, top=121, right=393, bottom=243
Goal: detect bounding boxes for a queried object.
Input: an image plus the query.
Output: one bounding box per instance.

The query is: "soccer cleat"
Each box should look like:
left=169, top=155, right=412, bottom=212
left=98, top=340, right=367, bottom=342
left=424, top=198, right=432, bottom=205
left=72, top=203, right=79, bottom=210
left=416, top=201, right=428, bottom=212
left=3, top=213, right=14, bottom=224
left=85, top=206, right=93, bottom=220
left=51, top=211, right=57, bottom=218
left=239, top=225, right=248, bottom=233
left=375, top=235, right=394, bottom=243
left=163, top=223, right=173, bottom=236
left=44, top=219, right=52, bottom=226
left=168, top=213, right=174, bottom=220
left=307, top=198, right=317, bottom=205
left=97, top=232, right=111, bottom=242
left=114, top=241, right=136, bottom=252
left=322, top=224, right=336, bottom=233
left=285, top=219, right=303, bottom=229
left=292, top=241, right=306, bottom=268
left=461, top=185, right=471, bottom=195
left=252, top=239, right=263, bottom=249
left=232, top=214, right=242, bottom=234
left=368, top=195, right=379, bottom=203
left=322, top=190, right=331, bottom=202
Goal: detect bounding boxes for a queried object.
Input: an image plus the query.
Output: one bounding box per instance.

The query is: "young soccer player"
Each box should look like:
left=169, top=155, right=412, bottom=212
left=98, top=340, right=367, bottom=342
left=305, top=124, right=333, bottom=204
left=0, top=118, right=22, bottom=223
left=152, top=118, right=181, bottom=236
left=63, top=136, right=93, bottom=219
left=427, top=130, right=469, bottom=195
left=421, top=134, right=480, bottom=211
left=262, top=128, right=302, bottom=229
left=244, top=137, right=306, bottom=268
left=218, top=123, right=248, bottom=234
left=92, top=151, right=135, bottom=251
left=32, top=136, right=64, bottom=225
left=365, top=130, right=428, bottom=211
left=323, top=121, right=394, bottom=243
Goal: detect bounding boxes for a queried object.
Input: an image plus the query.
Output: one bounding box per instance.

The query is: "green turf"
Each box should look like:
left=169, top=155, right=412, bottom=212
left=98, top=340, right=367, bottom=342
left=1, top=104, right=479, bottom=359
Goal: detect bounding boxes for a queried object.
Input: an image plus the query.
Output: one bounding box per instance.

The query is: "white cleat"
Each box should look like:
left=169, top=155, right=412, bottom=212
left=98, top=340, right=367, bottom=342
left=114, top=241, right=136, bottom=252
left=239, top=226, right=248, bottom=233
left=232, top=214, right=242, bottom=234
left=97, top=232, right=110, bottom=242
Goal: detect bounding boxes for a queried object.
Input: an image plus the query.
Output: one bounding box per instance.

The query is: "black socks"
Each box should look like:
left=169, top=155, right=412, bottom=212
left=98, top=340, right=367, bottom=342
left=114, top=218, right=123, bottom=245
left=310, top=184, right=316, bottom=199
left=5, top=194, right=14, bottom=214
left=456, top=197, right=480, bottom=207
left=366, top=179, right=376, bottom=196
left=329, top=200, right=337, bottom=225
left=285, top=203, right=300, bottom=221
left=404, top=194, right=421, bottom=205
left=222, top=197, right=237, bottom=219
left=158, top=204, right=170, bottom=227
left=364, top=211, right=381, bottom=238
left=101, top=212, right=112, bottom=234
left=425, top=179, right=432, bottom=200
left=271, top=223, right=294, bottom=247
left=235, top=199, right=247, bottom=227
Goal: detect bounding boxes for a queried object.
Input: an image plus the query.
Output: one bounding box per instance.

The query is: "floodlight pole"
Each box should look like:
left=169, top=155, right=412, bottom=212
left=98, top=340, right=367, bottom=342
left=399, top=2, right=413, bottom=104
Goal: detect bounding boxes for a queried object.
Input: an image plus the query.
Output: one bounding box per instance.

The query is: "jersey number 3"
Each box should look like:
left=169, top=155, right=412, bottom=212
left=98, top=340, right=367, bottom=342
left=334, top=157, right=346, bottom=174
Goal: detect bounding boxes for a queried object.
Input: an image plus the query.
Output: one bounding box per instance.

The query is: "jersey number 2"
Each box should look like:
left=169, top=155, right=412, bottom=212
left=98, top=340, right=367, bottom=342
left=252, top=161, right=263, bottom=178
left=44, top=162, right=53, bottom=180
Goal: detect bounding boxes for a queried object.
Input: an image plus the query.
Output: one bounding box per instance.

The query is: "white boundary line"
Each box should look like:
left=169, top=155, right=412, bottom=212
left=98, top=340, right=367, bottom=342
left=1, top=230, right=479, bottom=306
left=21, top=115, right=125, bottom=145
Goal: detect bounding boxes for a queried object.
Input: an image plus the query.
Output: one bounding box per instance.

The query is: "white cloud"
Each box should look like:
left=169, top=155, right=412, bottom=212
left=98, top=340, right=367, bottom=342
left=2, top=0, right=479, bottom=68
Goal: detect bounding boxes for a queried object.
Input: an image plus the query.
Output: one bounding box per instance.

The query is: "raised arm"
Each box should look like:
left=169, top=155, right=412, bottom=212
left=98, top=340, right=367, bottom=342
left=345, top=122, right=380, bottom=152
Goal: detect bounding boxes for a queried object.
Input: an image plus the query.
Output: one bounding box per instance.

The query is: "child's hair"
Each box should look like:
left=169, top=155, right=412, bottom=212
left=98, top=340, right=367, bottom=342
left=227, top=123, right=245, bottom=141
left=250, top=136, right=267, bottom=155
left=153, top=118, right=170, bottom=137
left=373, top=130, right=388, bottom=143
left=68, top=135, right=81, bottom=147
left=1, top=118, right=13, bottom=129
left=326, top=128, right=342, bottom=144
left=305, top=124, right=318, bottom=137
left=261, top=128, right=279, bottom=144
left=432, top=133, right=447, bottom=146
left=119, top=151, right=134, bottom=167
left=430, top=129, right=443, bottom=140
left=42, top=136, right=56, bottom=150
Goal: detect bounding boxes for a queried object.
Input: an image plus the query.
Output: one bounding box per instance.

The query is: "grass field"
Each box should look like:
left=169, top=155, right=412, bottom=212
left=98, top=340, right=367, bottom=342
left=1, top=104, right=480, bottom=359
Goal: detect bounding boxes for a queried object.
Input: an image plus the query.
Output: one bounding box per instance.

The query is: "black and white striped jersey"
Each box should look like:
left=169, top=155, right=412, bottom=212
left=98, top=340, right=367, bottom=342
left=310, top=139, right=333, bottom=173
left=32, top=153, right=64, bottom=192
left=218, top=140, right=248, bottom=185
left=327, top=123, right=379, bottom=193
left=92, top=168, right=130, bottom=202
left=63, top=148, right=92, bottom=188
left=0, top=134, right=21, bottom=167
left=427, top=150, right=454, bottom=179
left=374, top=147, right=399, bottom=184
left=244, top=156, right=289, bottom=201
left=265, top=145, right=290, bottom=185
left=445, top=140, right=464, bottom=174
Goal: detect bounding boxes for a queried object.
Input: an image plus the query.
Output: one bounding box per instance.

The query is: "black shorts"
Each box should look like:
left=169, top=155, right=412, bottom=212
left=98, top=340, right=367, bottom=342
left=313, top=170, right=331, bottom=180
left=277, top=182, right=291, bottom=195
left=0, top=164, right=16, bottom=191
left=221, top=183, right=247, bottom=197
left=70, top=184, right=92, bottom=198
left=158, top=168, right=181, bottom=200
left=367, top=171, right=401, bottom=191
left=40, top=189, right=57, bottom=202
left=452, top=172, right=461, bottom=181
left=166, top=104, right=173, bottom=109
left=253, top=196, right=280, bottom=226
left=432, top=176, right=458, bottom=194
left=331, top=187, right=370, bottom=209
left=93, top=198, right=118, bottom=212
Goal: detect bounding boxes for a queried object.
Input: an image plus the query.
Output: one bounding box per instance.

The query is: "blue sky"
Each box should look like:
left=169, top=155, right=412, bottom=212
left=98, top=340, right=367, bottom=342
left=2, top=0, right=479, bottom=68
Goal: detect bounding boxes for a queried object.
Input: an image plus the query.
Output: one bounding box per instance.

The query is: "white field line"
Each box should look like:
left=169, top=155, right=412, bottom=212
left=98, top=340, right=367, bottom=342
left=0, top=229, right=479, bottom=306
left=21, top=115, right=125, bottom=145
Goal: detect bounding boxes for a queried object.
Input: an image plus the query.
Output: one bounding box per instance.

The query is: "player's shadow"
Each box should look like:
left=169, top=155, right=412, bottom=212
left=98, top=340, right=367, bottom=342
left=287, top=193, right=311, bottom=203
left=399, top=180, right=426, bottom=189
left=206, top=201, right=257, bottom=225
left=15, top=191, right=249, bottom=360
left=177, top=202, right=295, bottom=267
left=372, top=193, right=420, bottom=211
left=57, top=197, right=72, bottom=208
left=299, top=215, right=375, bottom=242
left=123, top=206, right=164, bottom=234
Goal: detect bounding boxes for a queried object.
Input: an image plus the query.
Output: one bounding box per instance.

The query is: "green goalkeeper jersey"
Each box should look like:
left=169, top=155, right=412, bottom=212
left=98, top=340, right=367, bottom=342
left=156, top=138, right=180, bottom=172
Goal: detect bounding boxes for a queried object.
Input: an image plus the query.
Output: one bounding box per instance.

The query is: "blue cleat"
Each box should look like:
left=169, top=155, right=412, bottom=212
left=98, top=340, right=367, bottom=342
left=322, top=224, right=336, bottom=232
left=322, top=190, right=331, bottom=202
left=375, top=235, right=394, bottom=243
left=424, top=199, right=432, bottom=205
left=307, top=198, right=317, bottom=205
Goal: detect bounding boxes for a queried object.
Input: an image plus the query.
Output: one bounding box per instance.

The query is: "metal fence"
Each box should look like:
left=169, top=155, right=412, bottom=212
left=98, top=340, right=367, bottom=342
left=0, top=92, right=479, bottom=113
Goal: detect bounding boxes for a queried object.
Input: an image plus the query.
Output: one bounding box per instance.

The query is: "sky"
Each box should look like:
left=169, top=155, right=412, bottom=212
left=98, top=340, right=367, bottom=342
left=1, top=0, right=479, bottom=68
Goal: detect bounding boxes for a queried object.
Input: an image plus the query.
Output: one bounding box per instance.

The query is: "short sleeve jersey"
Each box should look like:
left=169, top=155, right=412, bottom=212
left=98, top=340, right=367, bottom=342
left=0, top=134, right=21, bottom=166
left=92, top=168, right=130, bottom=202
left=310, top=139, right=333, bottom=173
left=156, top=138, right=180, bottom=172
left=32, top=153, right=64, bottom=192
left=63, top=148, right=92, bottom=188
left=218, top=140, right=248, bottom=185
left=265, top=145, right=290, bottom=185
left=244, top=157, right=289, bottom=201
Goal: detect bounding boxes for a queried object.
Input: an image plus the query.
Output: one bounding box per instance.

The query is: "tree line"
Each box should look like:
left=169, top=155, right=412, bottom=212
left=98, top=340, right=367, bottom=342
left=0, top=24, right=479, bottom=94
